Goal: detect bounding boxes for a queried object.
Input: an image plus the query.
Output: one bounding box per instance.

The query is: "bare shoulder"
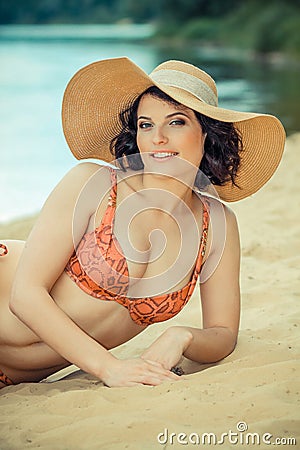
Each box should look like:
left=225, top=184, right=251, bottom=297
left=15, top=163, right=113, bottom=288
left=55, top=162, right=110, bottom=191
left=201, top=196, right=239, bottom=264
left=206, top=196, right=238, bottom=232
left=222, top=202, right=238, bottom=230
left=31, top=161, right=112, bottom=246
left=46, top=162, right=112, bottom=209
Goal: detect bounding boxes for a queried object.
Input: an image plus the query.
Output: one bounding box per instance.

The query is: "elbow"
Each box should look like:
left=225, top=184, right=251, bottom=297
left=9, top=281, right=40, bottom=319
left=214, top=329, right=238, bottom=362
left=221, top=338, right=237, bottom=360
left=226, top=328, right=238, bottom=353
left=204, top=327, right=238, bottom=363
left=10, top=280, right=50, bottom=319
left=9, top=283, right=25, bottom=318
left=9, top=299, right=24, bottom=319
left=184, top=326, right=238, bottom=364
left=206, top=343, right=236, bottom=365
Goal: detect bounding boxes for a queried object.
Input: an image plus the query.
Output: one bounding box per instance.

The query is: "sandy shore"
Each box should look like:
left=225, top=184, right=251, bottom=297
left=0, top=134, right=299, bottom=449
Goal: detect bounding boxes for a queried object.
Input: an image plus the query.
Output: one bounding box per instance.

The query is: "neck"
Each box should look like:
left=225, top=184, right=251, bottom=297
left=140, top=172, right=195, bottom=213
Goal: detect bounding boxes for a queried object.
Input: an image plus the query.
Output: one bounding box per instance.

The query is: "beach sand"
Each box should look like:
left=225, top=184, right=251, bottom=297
left=0, top=134, right=299, bottom=449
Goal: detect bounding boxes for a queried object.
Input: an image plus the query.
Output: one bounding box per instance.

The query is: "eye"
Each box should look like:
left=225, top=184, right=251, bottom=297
left=138, top=121, right=152, bottom=129
left=170, top=118, right=185, bottom=126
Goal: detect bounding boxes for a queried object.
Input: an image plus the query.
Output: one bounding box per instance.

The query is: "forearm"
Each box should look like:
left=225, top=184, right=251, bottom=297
left=9, top=288, right=181, bottom=387
left=174, top=326, right=237, bottom=364
left=9, top=286, right=116, bottom=378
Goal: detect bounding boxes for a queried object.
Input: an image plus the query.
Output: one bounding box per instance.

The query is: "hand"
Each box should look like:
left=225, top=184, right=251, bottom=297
left=140, top=327, right=193, bottom=371
left=100, top=357, right=181, bottom=387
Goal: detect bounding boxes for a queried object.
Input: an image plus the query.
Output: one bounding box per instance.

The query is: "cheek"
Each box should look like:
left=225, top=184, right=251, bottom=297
left=187, top=130, right=205, bottom=153
left=189, top=132, right=206, bottom=165
left=198, top=131, right=206, bottom=154
left=136, top=132, right=148, bottom=153
left=136, top=132, right=142, bottom=150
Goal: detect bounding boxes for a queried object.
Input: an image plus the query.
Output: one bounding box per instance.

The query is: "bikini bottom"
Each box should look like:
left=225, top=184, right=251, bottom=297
left=0, top=243, right=8, bottom=256
left=0, top=369, right=14, bottom=387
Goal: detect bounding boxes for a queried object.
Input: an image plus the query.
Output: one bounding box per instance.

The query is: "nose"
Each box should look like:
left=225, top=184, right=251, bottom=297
left=152, top=126, right=168, bottom=145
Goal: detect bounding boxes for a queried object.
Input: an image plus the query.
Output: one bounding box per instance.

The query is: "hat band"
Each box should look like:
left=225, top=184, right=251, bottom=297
left=150, top=69, right=218, bottom=107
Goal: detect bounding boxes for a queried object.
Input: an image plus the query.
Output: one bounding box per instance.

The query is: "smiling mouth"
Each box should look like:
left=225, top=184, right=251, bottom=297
left=150, top=151, right=179, bottom=160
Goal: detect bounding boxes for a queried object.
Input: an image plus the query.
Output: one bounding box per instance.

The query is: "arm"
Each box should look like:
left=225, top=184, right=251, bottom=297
left=10, top=163, right=178, bottom=386
left=141, top=204, right=240, bottom=368
left=183, top=204, right=240, bottom=363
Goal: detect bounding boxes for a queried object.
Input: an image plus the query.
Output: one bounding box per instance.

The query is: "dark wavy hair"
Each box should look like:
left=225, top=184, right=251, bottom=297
left=110, top=86, right=243, bottom=188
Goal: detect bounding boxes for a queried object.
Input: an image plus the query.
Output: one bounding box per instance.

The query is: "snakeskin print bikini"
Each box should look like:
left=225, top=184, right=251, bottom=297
left=65, top=168, right=209, bottom=326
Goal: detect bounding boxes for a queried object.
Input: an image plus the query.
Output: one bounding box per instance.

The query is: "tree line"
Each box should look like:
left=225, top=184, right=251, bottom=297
left=0, top=0, right=296, bottom=25
left=1, top=0, right=300, bottom=56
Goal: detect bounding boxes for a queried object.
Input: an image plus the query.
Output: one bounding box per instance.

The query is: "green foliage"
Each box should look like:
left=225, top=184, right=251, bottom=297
left=0, top=0, right=251, bottom=25
left=158, top=0, right=241, bottom=22
left=179, top=18, right=220, bottom=41
left=282, top=16, right=300, bottom=54
left=217, top=0, right=300, bottom=55
left=0, top=0, right=157, bottom=24
left=1, top=0, right=300, bottom=56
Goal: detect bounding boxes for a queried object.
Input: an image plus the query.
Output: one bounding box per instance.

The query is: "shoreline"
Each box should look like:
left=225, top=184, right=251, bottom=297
left=155, top=37, right=300, bottom=68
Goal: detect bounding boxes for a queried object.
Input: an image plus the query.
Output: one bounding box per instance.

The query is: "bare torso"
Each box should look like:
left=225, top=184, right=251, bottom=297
left=0, top=167, right=208, bottom=384
left=0, top=240, right=147, bottom=383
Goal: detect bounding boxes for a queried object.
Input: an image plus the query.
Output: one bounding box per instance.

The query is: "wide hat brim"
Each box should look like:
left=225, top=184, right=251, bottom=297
left=62, top=57, right=286, bottom=202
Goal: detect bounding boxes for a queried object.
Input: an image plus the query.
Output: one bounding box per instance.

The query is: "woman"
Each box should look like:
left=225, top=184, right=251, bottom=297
left=0, top=57, right=285, bottom=389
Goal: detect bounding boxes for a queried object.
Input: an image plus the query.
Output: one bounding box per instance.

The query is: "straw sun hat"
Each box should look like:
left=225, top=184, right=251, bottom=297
left=62, top=57, right=285, bottom=202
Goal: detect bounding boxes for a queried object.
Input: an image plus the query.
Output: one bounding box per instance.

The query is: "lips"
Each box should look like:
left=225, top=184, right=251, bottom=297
left=150, top=151, right=179, bottom=160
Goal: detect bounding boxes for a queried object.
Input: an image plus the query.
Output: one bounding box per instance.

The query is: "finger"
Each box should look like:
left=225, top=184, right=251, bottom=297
left=125, top=367, right=182, bottom=386
left=144, top=360, right=182, bottom=380
left=143, top=358, right=176, bottom=373
left=130, top=364, right=179, bottom=384
left=141, top=372, right=182, bottom=385
left=147, top=366, right=182, bottom=382
left=143, top=359, right=164, bottom=368
left=166, top=371, right=182, bottom=380
left=144, top=361, right=179, bottom=378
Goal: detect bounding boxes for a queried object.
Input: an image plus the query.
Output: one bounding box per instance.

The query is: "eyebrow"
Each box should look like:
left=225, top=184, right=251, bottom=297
left=137, top=111, right=190, bottom=121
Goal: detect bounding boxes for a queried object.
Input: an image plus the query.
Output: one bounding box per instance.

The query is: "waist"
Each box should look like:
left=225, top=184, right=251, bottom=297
left=51, top=271, right=146, bottom=334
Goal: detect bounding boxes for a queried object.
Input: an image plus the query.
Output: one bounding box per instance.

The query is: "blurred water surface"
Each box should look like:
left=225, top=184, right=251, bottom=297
left=1, top=26, right=299, bottom=222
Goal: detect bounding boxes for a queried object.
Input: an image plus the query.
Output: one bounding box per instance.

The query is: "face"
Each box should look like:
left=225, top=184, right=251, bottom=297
left=136, top=94, right=206, bottom=173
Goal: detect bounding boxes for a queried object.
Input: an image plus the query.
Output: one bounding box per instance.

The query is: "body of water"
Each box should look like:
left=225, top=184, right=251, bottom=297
left=1, top=25, right=299, bottom=223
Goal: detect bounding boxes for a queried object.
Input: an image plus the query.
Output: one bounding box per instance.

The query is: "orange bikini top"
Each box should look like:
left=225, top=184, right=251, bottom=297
left=65, top=169, right=209, bottom=326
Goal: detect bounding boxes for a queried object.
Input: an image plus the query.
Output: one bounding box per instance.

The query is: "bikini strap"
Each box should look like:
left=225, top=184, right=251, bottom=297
left=200, top=198, right=209, bottom=257
left=194, top=197, right=210, bottom=275
left=97, top=168, right=118, bottom=234
left=107, top=168, right=117, bottom=207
